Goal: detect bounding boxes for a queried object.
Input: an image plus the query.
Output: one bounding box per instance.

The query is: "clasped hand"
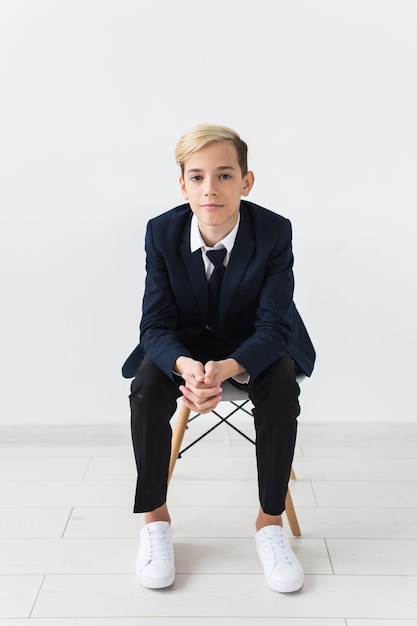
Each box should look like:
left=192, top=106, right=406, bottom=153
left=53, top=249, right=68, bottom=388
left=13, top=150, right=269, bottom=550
left=175, top=356, right=247, bottom=414
left=178, top=359, right=224, bottom=414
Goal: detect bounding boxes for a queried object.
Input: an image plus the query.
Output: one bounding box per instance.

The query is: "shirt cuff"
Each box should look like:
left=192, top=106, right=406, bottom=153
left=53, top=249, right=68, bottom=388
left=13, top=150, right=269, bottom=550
left=232, top=372, right=250, bottom=384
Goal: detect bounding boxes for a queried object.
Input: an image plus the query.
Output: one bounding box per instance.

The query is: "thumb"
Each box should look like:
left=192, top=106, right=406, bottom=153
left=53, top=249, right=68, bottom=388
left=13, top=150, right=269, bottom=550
left=203, top=360, right=218, bottom=384
left=193, top=361, right=206, bottom=382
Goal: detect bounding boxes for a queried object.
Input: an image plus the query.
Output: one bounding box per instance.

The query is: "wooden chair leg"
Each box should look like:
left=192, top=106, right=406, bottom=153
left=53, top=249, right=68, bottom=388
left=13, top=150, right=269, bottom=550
left=168, top=403, right=191, bottom=483
left=285, top=487, right=301, bottom=536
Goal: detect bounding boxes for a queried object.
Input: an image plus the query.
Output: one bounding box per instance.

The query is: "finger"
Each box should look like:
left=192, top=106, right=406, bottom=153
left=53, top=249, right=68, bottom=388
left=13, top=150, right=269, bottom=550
left=203, top=361, right=221, bottom=385
left=181, top=394, right=222, bottom=414
left=180, top=386, right=222, bottom=411
left=182, top=376, right=222, bottom=395
left=182, top=373, right=209, bottom=389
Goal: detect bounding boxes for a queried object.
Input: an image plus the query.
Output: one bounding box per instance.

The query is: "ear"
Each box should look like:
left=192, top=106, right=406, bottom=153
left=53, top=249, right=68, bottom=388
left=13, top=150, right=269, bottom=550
left=179, top=176, right=189, bottom=200
left=241, top=170, right=255, bottom=197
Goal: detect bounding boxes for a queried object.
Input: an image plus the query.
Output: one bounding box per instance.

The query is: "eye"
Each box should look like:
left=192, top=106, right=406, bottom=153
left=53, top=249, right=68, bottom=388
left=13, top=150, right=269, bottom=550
left=190, top=175, right=203, bottom=182
left=219, top=174, right=232, bottom=180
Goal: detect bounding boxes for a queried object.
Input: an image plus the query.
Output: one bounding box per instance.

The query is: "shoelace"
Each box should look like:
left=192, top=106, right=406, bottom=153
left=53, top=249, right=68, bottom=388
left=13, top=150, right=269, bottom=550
left=146, top=529, right=170, bottom=560
left=264, top=531, right=294, bottom=565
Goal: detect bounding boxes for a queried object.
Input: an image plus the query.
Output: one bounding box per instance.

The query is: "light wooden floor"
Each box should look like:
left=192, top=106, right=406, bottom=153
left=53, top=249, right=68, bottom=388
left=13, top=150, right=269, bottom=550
left=1, top=416, right=417, bottom=625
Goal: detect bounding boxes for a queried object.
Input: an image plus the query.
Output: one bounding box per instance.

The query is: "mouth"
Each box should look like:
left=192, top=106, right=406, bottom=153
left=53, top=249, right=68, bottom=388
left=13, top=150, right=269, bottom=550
left=202, top=203, right=223, bottom=209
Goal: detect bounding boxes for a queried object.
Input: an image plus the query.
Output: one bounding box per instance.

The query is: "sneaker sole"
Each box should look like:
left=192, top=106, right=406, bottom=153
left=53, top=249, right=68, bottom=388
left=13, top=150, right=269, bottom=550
left=265, top=574, right=304, bottom=593
left=136, top=571, right=175, bottom=589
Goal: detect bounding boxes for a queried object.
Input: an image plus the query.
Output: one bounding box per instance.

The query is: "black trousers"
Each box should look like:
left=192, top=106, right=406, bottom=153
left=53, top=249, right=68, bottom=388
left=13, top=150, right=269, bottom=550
left=129, top=346, right=301, bottom=516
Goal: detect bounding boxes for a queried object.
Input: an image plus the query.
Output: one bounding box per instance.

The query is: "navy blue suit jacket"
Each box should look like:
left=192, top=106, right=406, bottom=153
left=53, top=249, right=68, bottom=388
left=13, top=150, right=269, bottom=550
left=122, top=200, right=315, bottom=381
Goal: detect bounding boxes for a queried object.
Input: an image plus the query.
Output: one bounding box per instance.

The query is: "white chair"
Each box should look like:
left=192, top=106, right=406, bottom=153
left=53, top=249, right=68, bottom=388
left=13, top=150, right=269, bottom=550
left=168, top=379, right=302, bottom=536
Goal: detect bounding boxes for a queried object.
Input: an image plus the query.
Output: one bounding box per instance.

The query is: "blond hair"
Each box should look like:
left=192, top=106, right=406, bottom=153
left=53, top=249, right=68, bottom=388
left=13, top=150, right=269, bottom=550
left=175, top=123, right=248, bottom=175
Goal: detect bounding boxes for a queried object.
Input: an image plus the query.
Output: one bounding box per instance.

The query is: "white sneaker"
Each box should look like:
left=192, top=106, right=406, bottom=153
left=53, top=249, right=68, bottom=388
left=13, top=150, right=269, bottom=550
left=136, top=521, right=175, bottom=589
left=255, top=525, right=304, bottom=593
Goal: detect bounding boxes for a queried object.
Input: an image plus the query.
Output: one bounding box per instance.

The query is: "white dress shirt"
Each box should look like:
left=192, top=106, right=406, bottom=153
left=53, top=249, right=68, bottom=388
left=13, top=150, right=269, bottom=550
left=190, top=213, right=240, bottom=278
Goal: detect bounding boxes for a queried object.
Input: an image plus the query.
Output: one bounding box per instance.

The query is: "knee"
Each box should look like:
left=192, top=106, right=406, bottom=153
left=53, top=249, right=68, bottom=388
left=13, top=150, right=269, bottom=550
left=130, top=376, right=173, bottom=414
left=129, top=358, right=179, bottom=420
left=250, top=356, right=301, bottom=420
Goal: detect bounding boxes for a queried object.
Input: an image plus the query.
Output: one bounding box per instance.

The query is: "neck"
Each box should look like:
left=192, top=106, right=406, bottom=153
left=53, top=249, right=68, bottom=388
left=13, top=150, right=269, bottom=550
left=198, top=217, right=238, bottom=248
left=200, top=230, right=224, bottom=248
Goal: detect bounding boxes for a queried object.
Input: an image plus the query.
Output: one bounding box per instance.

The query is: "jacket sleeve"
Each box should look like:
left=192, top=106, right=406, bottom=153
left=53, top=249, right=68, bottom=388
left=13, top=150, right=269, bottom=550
left=139, top=220, right=192, bottom=379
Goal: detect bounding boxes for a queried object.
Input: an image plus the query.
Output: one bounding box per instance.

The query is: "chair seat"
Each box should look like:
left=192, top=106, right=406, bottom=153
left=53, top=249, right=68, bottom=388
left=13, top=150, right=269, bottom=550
left=220, top=374, right=305, bottom=401
left=218, top=381, right=250, bottom=402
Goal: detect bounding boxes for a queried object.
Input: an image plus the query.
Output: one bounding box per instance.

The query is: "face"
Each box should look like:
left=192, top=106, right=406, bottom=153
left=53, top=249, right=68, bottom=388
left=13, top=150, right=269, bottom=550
left=179, top=141, right=254, bottom=245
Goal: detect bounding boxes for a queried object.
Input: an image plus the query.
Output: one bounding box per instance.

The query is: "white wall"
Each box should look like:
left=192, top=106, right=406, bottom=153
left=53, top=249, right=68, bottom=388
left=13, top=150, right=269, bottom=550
left=1, top=0, right=416, bottom=424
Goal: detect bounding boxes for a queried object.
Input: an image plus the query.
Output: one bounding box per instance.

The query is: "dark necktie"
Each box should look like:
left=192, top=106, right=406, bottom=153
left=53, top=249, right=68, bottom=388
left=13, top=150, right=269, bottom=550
left=206, top=248, right=227, bottom=333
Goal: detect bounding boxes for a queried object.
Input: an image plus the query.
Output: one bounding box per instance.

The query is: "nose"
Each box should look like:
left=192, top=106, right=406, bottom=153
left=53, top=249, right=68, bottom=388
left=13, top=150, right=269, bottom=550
left=204, top=175, right=218, bottom=196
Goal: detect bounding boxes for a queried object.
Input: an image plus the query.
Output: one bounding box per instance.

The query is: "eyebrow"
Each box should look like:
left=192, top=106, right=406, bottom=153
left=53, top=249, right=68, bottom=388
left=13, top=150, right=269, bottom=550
left=185, top=165, right=237, bottom=174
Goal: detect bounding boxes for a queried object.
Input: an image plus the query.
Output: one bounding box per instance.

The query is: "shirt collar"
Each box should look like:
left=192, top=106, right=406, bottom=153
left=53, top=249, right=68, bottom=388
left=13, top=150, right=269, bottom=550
left=190, top=212, right=240, bottom=254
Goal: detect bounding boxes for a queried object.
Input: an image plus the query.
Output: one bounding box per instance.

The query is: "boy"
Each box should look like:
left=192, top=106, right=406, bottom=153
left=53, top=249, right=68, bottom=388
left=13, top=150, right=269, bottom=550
left=122, top=123, right=315, bottom=593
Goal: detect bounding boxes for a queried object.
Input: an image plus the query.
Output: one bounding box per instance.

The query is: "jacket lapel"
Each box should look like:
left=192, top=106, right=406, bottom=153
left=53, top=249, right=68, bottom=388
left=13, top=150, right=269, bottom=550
left=219, top=207, right=255, bottom=322
left=179, top=224, right=209, bottom=321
